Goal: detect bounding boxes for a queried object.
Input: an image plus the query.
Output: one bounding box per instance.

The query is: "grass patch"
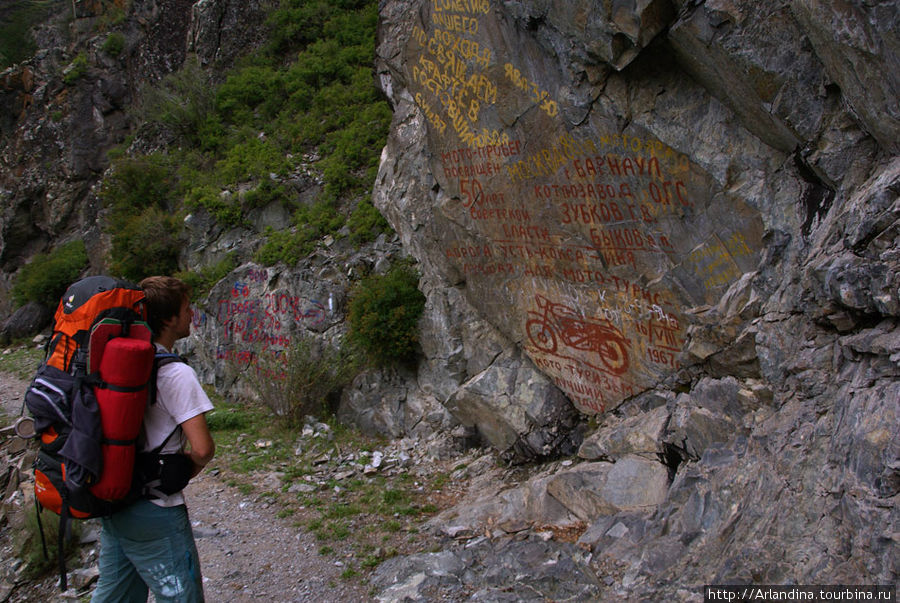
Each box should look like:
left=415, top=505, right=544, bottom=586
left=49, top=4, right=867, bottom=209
left=16, top=509, right=83, bottom=580
left=203, top=390, right=450, bottom=580
left=0, top=344, right=45, bottom=380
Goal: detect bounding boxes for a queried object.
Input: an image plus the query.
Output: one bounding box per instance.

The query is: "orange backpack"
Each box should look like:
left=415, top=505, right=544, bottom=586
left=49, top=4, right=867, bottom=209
left=25, top=276, right=155, bottom=589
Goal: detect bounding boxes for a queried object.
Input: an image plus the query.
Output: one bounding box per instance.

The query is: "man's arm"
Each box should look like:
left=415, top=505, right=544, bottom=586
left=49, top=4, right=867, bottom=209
left=181, top=413, right=215, bottom=477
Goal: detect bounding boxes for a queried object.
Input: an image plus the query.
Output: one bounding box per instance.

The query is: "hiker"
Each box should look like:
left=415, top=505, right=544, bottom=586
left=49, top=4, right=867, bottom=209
left=92, top=276, right=215, bottom=603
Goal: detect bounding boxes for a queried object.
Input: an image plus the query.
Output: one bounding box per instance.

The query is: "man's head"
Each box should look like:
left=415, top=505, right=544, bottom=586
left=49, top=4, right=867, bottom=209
left=139, top=276, right=193, bottom=342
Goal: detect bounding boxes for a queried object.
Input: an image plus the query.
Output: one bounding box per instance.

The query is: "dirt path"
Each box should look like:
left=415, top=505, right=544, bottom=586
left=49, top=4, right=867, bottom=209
left=1, top=370, right=373, bottom=602
left=186, top=471, right=371, bottom=602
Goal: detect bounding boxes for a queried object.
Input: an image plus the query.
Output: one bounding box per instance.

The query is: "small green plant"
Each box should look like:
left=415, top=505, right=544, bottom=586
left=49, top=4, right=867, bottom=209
left=15, top=510, right=83, bottom=579
left=215, top=64, right=285, bottom=125
left=96, top=1, right=128, bottom=30
left=242, top=179, right=288, bottom=211
left=63, top=52, right=89, bottom=85
left=138, top=55, right=216, bottom=146
left=175, top=253, right=239, bottom=301
left=254, top=227, right=306, bottom=267
left=215, top=136, right=289, bottom=183
left=295, top=199, right=346, bottom=239
left=244, top=333, right=360, bottom=427
left=347, top=262, right=425, bottom=364
left=101, top=32, right=125, bottom=56
left=12, top=240, right=88, bottom=307
left=362, top=548, right=396, bottom=568
left=347, top=197, right=391, bottom=245
left=254, top=200, right=347, bottom=266
left=101, top=154, right=177, bottom=225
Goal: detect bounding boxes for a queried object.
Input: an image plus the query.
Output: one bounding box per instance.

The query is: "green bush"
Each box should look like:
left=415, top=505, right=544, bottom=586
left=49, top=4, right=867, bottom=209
left=101, top=154, right=176, bottom=226
left=101, top=32, right=125, bottom=56
left=347, top=263, right=425, bottom=363
left=347, top=197, right=390, bottom=244
left=63, top=52, right=89, bottom=85
left=254, top=228, right=311, bottom=267
left=12, top=240, right=88, bottom=308
left=244, top=334, right=360, bottom=427
left=215, top=136, right=289, bottom=183
left=216, top=65, right=285, bottom=125
left=109, top=207, right=181, bottom=282
left=242, top=179, right=289, bottom=211
left=138, top=56, right=216, bottom=145
left=100, top=0, right=390, bottom=265
left=183, top=183, right=244, bottom=227
left=209, top=0, right=388, bottom=209
left=254, top=200, right=346, bottom=266
left=175, top=253, right=238, bottom=300
left=295, top=199, right=345, bottom=238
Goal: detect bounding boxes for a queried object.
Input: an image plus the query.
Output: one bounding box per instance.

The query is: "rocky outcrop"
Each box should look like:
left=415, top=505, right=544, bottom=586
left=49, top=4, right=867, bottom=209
left=370, top=0, right=898, bottom=596
left=0, top=0, right=897, bottom=596
left=0, top=0, right=269, bottom=298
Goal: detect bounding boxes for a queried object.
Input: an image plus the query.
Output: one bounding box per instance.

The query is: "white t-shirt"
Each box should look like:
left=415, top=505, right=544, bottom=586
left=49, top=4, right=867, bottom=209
left=141, top=343, right=214, bottom=507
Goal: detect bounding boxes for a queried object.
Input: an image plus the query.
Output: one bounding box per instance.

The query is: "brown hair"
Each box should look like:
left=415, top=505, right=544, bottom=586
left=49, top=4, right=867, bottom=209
left=139, top=276, right=192, bottom=336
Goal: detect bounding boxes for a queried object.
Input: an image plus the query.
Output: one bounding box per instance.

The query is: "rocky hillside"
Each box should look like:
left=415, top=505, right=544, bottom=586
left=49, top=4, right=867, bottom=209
left=1, top=0, right=898, bottom=599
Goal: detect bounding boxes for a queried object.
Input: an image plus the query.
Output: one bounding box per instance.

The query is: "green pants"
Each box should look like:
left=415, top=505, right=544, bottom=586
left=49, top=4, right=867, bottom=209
left=91, top=500, right=204, bottom=603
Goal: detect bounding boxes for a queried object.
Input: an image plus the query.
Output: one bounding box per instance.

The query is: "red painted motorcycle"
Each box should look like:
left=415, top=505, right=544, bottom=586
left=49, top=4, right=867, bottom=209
left=526, top=295, right=630, bottom=375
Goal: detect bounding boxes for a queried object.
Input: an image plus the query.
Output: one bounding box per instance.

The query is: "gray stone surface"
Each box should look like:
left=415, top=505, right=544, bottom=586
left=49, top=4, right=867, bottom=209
left=0, top=0, right=898, bottom=599
left=0, top=302, right=51, bottom=343
left=370, top=0, right=899, bottom=597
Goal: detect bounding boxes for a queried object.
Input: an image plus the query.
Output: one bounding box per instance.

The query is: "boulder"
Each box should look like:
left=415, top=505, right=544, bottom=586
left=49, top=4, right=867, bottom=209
left=0, top=302, right=51, bottom=344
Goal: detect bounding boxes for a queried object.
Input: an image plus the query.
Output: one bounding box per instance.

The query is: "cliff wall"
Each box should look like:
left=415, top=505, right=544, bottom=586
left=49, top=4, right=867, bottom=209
left=368, top=0, right=898, bottom=596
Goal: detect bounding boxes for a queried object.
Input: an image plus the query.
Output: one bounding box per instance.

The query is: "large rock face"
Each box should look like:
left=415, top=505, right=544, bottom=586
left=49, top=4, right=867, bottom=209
left=374, top=0, right=896, bottom=441
left=371, top=0, right=898, bottom=594
left=374, top=0, right=774, bottom=429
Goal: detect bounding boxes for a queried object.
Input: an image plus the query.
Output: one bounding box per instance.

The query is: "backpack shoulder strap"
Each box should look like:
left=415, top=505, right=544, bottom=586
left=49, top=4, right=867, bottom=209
left=149, top=352, right=187, bottom=406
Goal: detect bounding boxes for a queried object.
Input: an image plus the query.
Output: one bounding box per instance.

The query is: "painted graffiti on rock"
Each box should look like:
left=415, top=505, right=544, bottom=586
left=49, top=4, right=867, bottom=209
left=401, top=0, right=763, bottom=413
left=215, top=282, right=330, bottom=354
left=525, top=294, right=631, bottom=376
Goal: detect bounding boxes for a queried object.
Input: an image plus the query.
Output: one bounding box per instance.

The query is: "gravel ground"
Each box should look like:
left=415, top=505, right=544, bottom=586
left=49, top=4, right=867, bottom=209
left=186, top=470, right=372, bottom=602
left=0, top=369, right=375, bottom=602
